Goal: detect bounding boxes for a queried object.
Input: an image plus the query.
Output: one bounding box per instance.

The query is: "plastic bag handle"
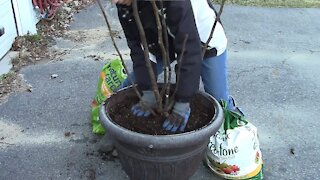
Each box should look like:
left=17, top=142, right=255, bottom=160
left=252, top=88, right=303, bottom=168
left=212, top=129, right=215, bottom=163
left=220, top=100, right=248, bottom=132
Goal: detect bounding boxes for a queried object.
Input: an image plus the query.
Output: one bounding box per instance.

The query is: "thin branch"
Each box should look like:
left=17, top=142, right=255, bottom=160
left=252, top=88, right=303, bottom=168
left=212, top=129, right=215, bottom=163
left=96, top=0, right=156, bottom=115
left=158, top=1, right=172, bottom=109
left=202, top=0, right=227, bottom=58
left=132, top=0, right=163, bottom=112
left=151, top=1, right=167, bottom=80
left=150, top=1, right=170, bottom=110
left=166, top=34, right=188, bottom=112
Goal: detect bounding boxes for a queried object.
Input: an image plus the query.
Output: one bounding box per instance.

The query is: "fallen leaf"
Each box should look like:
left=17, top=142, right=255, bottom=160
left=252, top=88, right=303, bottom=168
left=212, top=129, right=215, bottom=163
left=290, top=148, right=295, bottom=155
left=65, top=132, right=71, bottom=137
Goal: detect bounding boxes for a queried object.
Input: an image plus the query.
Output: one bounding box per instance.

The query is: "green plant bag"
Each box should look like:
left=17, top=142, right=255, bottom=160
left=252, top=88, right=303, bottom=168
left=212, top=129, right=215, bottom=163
left=91, top=59, right=127, bottom=135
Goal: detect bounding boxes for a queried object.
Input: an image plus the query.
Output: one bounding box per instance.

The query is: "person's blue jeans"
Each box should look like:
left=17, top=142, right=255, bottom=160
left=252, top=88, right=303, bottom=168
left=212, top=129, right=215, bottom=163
left=201, top=50, right=233, bottom=109
left=118, top=50, right=235, bottom=110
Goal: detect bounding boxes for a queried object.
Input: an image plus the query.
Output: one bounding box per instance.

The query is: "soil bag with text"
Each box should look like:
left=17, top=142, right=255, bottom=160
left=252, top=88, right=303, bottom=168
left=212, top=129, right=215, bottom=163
left=91, top=59, right=127, bottom=135
left=205, top=100, right=263, bottom=179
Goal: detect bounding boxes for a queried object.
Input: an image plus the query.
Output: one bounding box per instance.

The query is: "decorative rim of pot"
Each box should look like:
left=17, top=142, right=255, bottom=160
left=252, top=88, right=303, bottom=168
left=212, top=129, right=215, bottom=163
left=99, top=86, right=224, bottom=149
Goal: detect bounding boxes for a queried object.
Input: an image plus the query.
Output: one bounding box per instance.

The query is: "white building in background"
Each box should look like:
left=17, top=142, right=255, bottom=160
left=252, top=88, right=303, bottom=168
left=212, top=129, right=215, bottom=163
left=0, top=0, right=39, bottom=59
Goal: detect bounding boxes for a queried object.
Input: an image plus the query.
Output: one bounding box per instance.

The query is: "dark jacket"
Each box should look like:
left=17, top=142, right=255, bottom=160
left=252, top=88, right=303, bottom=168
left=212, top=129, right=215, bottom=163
left=117, top=1, right=204, bottom=102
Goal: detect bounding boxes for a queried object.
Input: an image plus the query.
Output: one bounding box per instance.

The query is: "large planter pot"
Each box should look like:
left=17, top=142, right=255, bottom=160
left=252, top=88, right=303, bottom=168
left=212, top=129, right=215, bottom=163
left=99, top=86, right=223, bottom=180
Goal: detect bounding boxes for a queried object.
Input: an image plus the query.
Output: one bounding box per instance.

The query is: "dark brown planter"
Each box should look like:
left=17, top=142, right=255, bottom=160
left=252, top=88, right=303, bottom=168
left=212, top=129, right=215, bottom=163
left=99, top=86, right=223, bottom=180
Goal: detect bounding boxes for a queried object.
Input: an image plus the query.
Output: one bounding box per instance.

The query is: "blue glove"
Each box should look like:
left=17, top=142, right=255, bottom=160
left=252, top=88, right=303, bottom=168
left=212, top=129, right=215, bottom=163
left=228, top=96, right=245, bottom=116
left=131, top=90, right=156, bottom=117
left=163, top=102, right=191, bottom=132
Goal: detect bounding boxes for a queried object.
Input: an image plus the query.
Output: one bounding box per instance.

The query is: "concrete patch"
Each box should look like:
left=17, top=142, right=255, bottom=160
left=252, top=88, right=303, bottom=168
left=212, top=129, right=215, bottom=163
left=0, top=119, right=70, bottom=149
left=0, top=51, right=18, bottom=76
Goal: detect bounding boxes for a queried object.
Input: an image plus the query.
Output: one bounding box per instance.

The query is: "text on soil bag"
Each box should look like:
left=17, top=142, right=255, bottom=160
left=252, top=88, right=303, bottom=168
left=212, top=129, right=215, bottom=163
left=106, top=65, right=122, bottom=91
left=209, top=142, right=239, bottom=158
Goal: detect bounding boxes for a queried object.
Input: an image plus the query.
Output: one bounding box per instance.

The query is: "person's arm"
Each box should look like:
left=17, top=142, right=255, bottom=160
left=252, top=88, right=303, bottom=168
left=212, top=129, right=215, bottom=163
left=166, top=1, right=203, bottom=102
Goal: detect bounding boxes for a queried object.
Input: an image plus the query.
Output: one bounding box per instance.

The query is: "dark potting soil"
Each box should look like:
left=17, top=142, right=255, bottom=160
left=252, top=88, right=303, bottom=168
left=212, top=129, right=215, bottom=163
left=108, top=96, right=215, bottom=135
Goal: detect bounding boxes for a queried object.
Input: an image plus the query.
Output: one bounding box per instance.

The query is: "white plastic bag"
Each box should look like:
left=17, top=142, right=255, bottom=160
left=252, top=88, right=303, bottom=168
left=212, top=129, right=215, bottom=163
left=205, top=101, right=263, bottom=179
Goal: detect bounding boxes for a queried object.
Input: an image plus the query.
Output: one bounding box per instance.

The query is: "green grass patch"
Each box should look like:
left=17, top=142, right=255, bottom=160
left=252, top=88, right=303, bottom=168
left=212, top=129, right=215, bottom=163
left=212, top=0, right=320, bottom=8
left=23, top=34, right=43, bottom=43
left=0, top=71, right=16, bottom=83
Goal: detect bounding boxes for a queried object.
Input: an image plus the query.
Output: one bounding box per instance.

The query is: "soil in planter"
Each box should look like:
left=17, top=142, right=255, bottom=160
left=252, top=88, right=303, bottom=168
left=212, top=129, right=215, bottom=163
left=108, top=95, right=215, bottom=135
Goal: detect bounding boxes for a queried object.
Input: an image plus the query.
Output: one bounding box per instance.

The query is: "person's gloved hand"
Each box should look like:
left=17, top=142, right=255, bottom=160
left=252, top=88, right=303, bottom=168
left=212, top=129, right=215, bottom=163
left=131, top=90, right=156, bottom=117
left=163, top=102, right=191, bottom=133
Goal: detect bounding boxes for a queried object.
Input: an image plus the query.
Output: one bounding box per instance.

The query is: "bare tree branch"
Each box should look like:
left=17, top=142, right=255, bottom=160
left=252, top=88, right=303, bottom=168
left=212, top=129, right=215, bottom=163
left=158, top=1, right=172, bottom=109
left=151, top=1, right=167, bottom=82
left=166, top=34, right=188, bottom=112
left=132, top=0, right=163, bottom=112
left=96, top=0, right=156, bottom=115
left=202, top=0, right=227, bottom=58
left=150, top=0, right=171, bottom=109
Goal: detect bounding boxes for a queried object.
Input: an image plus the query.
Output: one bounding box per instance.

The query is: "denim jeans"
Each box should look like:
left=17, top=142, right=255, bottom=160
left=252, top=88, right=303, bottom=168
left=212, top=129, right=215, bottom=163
left=118, top=50, right=234, bottom=110
left=201, top=50, right=232, bottom=108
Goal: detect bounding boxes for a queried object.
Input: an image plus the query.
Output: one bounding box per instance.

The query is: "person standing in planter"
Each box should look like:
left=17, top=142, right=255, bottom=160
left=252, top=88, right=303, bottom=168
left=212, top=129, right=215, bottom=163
left=110, top=0, right=241, bottom=132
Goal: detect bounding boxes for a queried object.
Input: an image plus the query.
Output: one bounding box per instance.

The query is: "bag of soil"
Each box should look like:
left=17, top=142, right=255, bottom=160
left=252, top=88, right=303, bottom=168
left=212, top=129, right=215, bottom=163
left=91, top=59, right=127, bottom=135
left=205, top=100, right=263, bottom=179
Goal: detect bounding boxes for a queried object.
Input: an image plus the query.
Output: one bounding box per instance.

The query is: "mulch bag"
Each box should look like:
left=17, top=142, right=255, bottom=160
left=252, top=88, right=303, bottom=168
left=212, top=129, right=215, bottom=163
left=205, top=100, right=263, bottom=179
left=91, top=59, right=127, bottom=135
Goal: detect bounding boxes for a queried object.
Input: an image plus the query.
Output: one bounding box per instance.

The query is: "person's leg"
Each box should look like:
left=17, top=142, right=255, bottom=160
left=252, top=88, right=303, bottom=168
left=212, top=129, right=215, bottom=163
left=201, top=50, right=237, bottom=110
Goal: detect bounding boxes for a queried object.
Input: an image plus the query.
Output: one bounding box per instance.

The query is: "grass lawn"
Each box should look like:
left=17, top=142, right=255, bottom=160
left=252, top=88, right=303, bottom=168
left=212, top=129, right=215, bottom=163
left=212, top=0, right=320, bottom=8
